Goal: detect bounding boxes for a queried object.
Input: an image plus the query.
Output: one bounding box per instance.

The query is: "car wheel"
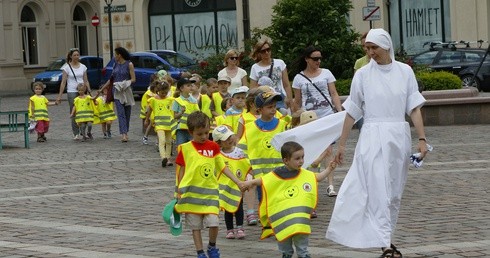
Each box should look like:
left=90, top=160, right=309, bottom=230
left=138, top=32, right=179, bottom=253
left=461, top=75, right=481, bottom=91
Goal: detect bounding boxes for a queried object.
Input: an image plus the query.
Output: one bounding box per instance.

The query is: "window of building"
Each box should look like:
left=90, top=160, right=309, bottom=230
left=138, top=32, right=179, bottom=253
left=73, top=6, right=88, bottom=55
left=148, top=0, right=237, bottom=58
left=21, top=5, right=38, bottom=66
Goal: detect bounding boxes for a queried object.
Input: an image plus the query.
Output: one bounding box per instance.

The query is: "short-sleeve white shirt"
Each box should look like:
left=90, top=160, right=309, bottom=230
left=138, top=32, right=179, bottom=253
left=61, top=63, right=87, bottom=93
left=218, top=67, right=247, bottom=94
left=249, top=59, right=287, bottom=96
left=292, top=68, right=336, bottom=118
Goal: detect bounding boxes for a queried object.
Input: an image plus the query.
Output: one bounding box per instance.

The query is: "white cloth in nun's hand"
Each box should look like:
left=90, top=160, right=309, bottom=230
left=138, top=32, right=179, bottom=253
left=410, top=143, right=434, bottom=168
left=271, top=111, right=347, bottom=168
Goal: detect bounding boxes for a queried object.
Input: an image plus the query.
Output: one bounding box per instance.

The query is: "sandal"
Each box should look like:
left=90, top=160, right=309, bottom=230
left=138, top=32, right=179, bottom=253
left=380, top=244, right=402, bottom=258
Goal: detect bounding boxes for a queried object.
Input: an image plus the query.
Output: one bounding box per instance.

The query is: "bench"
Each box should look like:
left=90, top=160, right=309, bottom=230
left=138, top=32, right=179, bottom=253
left=0, top=98, right=30, bottom=149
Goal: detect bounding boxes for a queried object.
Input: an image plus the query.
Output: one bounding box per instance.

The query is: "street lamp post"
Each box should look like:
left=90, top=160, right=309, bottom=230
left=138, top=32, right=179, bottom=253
left=105, top=0, right=114, bottom=59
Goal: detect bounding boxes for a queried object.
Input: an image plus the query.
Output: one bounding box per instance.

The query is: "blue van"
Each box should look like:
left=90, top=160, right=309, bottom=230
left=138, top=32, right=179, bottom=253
left=101, top=50, right=197, bottom=94
left=31, top=56, right=103, bottom=93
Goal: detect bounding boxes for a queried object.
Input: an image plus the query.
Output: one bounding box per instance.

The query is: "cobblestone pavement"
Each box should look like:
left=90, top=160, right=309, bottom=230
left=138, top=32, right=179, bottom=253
left=0, top=93, right=489, bottom=258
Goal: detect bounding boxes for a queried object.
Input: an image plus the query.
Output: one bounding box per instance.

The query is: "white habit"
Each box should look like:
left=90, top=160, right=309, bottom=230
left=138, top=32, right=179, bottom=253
left=325, top=58, right=425, bottom=247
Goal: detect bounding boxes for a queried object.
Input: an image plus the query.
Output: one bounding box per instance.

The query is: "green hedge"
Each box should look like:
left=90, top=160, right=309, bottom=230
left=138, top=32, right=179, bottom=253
left=416, top=71, right=462, bottom=91
left=335, top=71, right=461, bottom=96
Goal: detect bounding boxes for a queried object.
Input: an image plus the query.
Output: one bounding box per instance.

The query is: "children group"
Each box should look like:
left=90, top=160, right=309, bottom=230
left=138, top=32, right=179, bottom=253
left=139, top=72, right=339, bottom=258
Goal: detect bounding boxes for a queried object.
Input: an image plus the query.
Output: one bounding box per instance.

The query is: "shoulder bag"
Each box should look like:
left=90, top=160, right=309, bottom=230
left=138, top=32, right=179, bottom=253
left=68, top=63, right=91, bottom=97
left=298, top=72, right=337, bottom=112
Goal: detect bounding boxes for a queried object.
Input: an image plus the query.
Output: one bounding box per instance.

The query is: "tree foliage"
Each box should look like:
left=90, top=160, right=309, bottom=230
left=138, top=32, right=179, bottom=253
left=254, top=0, right=362, bottom=79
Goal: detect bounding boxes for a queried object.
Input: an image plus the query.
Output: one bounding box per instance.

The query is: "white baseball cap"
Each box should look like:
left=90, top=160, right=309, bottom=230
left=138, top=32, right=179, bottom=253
left=232, top=86, right=249, bottom=97
left=212, top=125, right=235, bottom=142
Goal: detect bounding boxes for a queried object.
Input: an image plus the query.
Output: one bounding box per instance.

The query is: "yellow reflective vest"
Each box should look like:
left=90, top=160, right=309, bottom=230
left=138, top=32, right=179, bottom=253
left=218, top=151, right=251, bottom=213
left=149, top=97, right=174, bottom=131
left=94, top=96, right=116, bottom=124
left=174, top=141, right=225, bottom=215
left=260, top=168, right=317, bottom=241
left=237, top=119, right=288, bottom=178
left=173, top=97, right=199, bottom=131
left=73, top=96, right=95, bottom=123
left=29, top=95, right=49, bottom=121
left=212, top=91, right=227, bottom=116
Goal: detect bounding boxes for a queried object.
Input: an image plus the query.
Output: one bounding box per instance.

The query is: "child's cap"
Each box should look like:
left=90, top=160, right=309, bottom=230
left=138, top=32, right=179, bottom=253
left=161, top=199, right=182, bottom=236
left=257, top=76, right=274, bottom=86
left=299, top=110, right=318, bottom=126
left=190, top=75, right=200, bottom=82
left=212, top=125, right=235, bottom=142
left=232, top=86, right=249, bottom=97
left=176, top=78, right=196, bottom=88
left=255, top=91, right=282, bottom=108
left=157, top=70, right=167, bottom=79
left=257, top=85, right=275, bottom=94
left=217, top=75, right=231, bottom=83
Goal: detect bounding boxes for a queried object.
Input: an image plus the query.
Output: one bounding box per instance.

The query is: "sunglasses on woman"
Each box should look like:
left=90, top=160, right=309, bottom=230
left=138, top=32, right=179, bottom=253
left=229, top=56, right=238, bottom=60
left=310, top=56, right=322, bottom=61
left=260, top=48, right=271, bottom=54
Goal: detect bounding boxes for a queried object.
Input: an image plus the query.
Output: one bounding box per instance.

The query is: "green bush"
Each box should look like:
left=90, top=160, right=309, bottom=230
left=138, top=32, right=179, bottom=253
left=335, top=79, right=352, bottom=96
left=416, top=71, right=462, bottom=91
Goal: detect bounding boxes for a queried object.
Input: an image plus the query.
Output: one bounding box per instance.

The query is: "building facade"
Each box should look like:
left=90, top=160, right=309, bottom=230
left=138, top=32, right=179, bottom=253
left=1, top=0, right=490, bottom=93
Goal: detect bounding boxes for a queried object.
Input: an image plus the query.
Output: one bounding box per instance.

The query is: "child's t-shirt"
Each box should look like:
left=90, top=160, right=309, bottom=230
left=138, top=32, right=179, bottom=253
left=255, top=117, right=279, bottom=130
left=175, top=140, right=222, bottom=167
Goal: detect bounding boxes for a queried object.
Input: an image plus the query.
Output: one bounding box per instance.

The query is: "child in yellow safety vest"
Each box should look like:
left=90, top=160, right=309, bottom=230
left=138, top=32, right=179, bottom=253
left=212, top=125, right=251, bottom=240
left=174, top=111, right=245, bottom=258
left=224, top=86, right=248, bottom=133
left=172, top=77, right=200, bottom=147
left=242, top=141, right=337, bottom=258
left=93, top=87, right=117, bottom=139
left=237, top=91, right=289, bottom=225
left=29, top=82, right=58, bottom=142
left=70, top=84, right=96, bottom=142
left=145, top=80, right=175, bottom=168
left=211, top=75, right=231, bottom=117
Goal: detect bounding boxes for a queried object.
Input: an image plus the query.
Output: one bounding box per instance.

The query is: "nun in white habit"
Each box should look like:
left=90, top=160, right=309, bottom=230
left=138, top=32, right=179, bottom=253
left=325, top=29, right=429, bottom=257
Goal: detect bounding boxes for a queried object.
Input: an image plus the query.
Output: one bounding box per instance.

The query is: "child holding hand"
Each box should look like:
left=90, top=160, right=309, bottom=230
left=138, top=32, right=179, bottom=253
left=70, top=84, right=96, bottom=142
left=29, top=82, right=58, bottom=142
left=243, top=141, right=337, bottom=258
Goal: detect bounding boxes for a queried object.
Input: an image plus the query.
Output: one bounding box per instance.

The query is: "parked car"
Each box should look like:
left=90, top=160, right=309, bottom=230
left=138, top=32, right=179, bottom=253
left=31, top=56, right=103, bottom=93
left=407, top=47, right=489, bottom=75
left=459, top=64, right=490, bottom=92
left=101, top=50, right=197, bottom=94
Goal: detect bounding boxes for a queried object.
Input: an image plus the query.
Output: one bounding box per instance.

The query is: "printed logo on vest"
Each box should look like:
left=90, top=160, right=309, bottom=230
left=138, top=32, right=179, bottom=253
left=199, top=163, right=213, bottom=179
left=303, top=183, right=312, bottom=192
left=284, top=185, right=299, bottom=199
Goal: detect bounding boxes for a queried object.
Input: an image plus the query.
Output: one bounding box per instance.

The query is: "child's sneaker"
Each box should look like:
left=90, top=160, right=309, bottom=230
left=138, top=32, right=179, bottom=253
left=310, top=210, right=317, bottom=218
left=246, top=212, right=258, bottom=226
left=87, top=132, right=93, bottom=140
left=197, top=253, right=207, bottom=258
left=236, top=227, right=245, bottom=239
left=142, top=136, right=149, bottom=145
left=327, top=185, right=337, bottom=197
left=107, top=130, right=112, bottom=138
left=81, top=135, right=88, bottom=142
left=207, top=246, right=220, bottom=258
left=73, top=134, right=80, bottom=140
left=103, top=133, right=108, bottom=139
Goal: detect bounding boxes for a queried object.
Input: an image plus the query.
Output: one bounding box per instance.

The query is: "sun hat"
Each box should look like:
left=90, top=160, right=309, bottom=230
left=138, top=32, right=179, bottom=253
left=162, top=199, right=182, bottom=236
left=232, top=86, right=249, bottom=97
left=157, top=69, right=168, bottom=79
left=299, top=110, right=318, bottom=126
left=217, top=75, right=231, bottom=83
left=212, top=125, right=235, bottom=142
left=255, top=91, right=283, bottom=108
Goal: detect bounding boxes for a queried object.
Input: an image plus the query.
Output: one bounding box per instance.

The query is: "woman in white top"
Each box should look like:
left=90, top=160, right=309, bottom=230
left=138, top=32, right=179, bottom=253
left=56, top=48, right=91, bottom=140
left=249, top=37, right=296, bottom=112
left=326, top=28, right=428, bottom=258
left=292, top=45, right=343, bottom=197
left=217, top=49, right=248, bottom=94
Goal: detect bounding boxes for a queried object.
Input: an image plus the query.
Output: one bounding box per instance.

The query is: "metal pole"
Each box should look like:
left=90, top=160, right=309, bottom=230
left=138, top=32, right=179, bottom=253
left=95, top=23, right=100, bottom=87
left=108, top=3, right=113, bottom=59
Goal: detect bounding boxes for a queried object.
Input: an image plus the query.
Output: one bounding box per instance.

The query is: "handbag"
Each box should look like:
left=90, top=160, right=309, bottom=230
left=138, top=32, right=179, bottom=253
left=298, top=72, right=337, bottom=112
left=105, top=75, right=114, bottom=103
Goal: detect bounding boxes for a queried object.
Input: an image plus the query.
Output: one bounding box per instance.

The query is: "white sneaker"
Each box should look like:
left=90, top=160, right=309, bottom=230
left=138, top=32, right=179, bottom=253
left=73, top=134, right=80, bottom=140
left=327, top=185, right=337, bottom=197
left=142, top=136, right=148, bottom=145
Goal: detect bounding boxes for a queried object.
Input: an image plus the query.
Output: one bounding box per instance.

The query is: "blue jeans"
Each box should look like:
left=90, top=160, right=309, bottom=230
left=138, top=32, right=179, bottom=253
left=114, top=99, right=131, bottom=134
left=277, top=234, right=310, bottom=258
left=175, top=129, right=192, bottom=147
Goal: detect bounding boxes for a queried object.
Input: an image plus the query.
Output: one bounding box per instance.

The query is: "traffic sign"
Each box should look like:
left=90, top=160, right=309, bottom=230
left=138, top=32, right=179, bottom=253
left=362, top=6, right=381, bottom=21
left=91, top=15, right=100, bottom=26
